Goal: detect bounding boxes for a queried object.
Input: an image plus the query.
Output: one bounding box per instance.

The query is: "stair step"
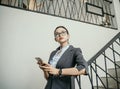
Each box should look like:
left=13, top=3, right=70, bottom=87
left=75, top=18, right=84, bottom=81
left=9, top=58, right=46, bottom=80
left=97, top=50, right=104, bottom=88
left=116, top=61, right=120, bottom=68
left=101, top=77, right=120, bottom=88
left=93, top=61, right=120, bottom=89
left=94, top=86, right=117, bottom=89
left=108, top=68, right=120, bottom=77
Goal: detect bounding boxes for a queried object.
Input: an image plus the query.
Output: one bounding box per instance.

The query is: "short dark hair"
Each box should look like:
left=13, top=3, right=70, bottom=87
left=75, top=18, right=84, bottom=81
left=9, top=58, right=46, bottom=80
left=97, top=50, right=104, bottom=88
left=54, top=26, right=69, bottom=36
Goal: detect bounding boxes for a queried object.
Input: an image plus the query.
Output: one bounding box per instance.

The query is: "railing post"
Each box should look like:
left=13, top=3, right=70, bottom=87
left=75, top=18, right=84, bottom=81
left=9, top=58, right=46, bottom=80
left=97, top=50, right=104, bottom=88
left=18, top=0, right=23, bottom=8
left=75, top=76, right=81, bottom=89
left=88, top=74, right=94, bottom=89
left=0, top=0, right=1, bottom=4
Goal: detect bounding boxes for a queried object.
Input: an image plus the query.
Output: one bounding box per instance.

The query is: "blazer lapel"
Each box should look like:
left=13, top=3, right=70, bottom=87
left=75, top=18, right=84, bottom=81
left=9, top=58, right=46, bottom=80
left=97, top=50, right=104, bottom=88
left=48, top=47, right=60, bottom=63
left=56, top=45, right=74, bottom=68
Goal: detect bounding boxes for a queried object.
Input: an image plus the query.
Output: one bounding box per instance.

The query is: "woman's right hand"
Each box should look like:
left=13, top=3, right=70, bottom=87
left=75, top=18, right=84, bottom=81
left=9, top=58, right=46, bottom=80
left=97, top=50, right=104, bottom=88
left=38, top=62, right=50, bottom=71
left=37, top=62, right=50, bottom=80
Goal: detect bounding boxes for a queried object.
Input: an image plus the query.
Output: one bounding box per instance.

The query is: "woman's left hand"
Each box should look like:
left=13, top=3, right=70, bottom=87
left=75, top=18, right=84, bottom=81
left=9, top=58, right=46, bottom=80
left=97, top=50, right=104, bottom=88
left=40, top=65, right=59, bottom=75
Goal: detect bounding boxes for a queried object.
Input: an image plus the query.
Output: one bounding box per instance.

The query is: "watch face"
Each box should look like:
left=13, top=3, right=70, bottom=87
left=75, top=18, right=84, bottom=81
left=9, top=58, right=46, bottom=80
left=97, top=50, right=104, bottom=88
left=59, top=69, right=62, bottom=76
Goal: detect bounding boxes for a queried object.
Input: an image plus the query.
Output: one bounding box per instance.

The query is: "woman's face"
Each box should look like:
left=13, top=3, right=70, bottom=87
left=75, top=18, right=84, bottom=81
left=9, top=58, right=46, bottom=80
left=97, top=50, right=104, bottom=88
left=54, top=27, right=70, bottom=44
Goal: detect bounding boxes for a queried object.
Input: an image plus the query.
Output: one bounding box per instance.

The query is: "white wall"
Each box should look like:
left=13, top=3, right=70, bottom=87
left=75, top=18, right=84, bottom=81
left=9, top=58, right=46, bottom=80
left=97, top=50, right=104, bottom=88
left=0, top=3, right=119, bottom=89
left=113, top=0, right=120, bottom=29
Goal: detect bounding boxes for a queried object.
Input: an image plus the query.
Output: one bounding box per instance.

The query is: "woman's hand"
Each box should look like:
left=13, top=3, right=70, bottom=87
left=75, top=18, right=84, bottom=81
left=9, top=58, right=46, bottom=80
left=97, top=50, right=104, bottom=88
left=37, top=62, right=50, bottom=80
left=37, top=62, right=49, bottom=70
left=40, top=65, right=59, bottom=75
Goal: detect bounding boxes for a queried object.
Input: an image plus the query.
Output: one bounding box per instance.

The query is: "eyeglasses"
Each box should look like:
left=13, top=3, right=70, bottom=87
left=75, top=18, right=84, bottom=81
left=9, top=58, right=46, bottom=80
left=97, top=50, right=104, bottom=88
left=54, top=31, right=67, bottom=38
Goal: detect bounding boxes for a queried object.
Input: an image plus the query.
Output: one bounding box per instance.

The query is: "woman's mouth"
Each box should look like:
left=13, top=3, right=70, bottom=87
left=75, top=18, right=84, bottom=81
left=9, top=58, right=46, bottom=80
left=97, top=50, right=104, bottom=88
left=59, top=37, right=64, bottom=40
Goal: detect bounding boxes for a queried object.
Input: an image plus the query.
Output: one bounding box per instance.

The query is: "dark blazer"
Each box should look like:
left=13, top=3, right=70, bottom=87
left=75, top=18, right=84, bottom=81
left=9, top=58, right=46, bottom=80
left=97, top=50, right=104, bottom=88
left=45, top=45, right=88, bottom=89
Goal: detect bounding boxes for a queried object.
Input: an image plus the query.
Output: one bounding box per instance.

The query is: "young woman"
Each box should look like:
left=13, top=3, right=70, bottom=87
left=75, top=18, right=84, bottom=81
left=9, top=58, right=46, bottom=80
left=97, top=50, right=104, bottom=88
left=38, top=26, right=88, bottom=89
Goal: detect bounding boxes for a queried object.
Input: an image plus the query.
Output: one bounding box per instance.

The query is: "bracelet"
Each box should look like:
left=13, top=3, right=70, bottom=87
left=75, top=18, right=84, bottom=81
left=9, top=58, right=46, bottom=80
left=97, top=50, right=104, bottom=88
left=59, top=69, right=62, bottom=76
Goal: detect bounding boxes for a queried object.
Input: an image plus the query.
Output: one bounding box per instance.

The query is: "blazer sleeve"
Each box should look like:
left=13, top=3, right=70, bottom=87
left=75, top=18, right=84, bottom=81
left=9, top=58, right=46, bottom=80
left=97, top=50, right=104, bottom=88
left=74, top=48, right=88, bottom=75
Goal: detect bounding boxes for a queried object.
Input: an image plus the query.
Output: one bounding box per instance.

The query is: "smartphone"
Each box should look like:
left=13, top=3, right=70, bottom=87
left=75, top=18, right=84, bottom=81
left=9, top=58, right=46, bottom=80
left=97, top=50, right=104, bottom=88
left=35, top=57, right=43, bottom=65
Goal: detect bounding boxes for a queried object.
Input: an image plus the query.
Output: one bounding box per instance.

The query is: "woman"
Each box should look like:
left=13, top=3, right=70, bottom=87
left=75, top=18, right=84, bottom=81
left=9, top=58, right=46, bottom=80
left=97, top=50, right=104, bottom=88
left=38, top=26, right=88, bottom=89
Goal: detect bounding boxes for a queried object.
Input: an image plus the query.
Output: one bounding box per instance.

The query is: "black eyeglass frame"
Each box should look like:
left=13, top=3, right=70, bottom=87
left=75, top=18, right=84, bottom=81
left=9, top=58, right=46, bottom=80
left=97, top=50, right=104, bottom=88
left=54, top=31, right=67, bottom=38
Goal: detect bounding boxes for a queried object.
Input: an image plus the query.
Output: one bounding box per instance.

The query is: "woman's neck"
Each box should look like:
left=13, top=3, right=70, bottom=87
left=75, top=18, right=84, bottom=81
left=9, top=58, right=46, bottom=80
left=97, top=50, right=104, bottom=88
left=60, top=42, right=69, bottom=48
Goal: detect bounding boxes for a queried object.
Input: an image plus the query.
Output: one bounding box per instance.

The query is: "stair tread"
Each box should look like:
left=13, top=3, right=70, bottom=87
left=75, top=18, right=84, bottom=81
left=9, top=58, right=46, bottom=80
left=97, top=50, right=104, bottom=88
left=100, top=77, right=120, bottom=88
left=108, top=68, right=120, bottom=70
left=108, top=68, right=120, bottom=77
left=116, top=61, right=120, bottom=66
left=93, top=61, right=120, bottom=89
left=94, top=86, right=118, bottom=89
left=101, top=77, right=120, bottom=79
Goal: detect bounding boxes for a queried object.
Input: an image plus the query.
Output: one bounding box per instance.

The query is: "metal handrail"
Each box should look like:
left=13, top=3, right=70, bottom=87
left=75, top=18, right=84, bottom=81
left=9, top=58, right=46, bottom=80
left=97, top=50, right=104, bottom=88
left=87, top=32, right=120, bottom=89
left=0, top=0, right=118, bottom=29
left=88, top=32, right=120, bottom=65
left=75, top=32, right=120, bottom=89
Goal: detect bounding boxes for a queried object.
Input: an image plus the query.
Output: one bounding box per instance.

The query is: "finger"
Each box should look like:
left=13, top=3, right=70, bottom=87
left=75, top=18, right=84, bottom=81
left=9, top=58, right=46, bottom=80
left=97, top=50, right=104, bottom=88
left=43, top=67, right=52, bottom=72
left=40, top=66, right=50, bottom=69
left=42, top=63, right=51, bottom=67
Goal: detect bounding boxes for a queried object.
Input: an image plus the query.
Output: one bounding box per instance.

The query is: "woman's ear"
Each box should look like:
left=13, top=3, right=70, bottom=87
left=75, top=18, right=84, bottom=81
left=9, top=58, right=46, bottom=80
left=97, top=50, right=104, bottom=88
left=54, top=38, right=57, bottom=42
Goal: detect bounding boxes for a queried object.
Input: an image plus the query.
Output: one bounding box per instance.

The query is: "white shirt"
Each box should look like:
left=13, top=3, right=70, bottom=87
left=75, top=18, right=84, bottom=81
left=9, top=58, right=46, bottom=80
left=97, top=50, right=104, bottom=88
left=50, top=45, right=70, bottom=67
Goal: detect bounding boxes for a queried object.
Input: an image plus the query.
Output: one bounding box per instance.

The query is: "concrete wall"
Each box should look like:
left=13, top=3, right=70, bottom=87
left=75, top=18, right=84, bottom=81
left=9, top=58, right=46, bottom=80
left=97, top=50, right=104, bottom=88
left=0, top=2, right=119, bottom=89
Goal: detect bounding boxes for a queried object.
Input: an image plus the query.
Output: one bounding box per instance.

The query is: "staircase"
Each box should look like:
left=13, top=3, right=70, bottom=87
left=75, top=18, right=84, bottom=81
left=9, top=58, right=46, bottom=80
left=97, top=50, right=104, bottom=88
left=94, top=61, right=120, bottom=89
left=87, top=32, right=120, bottom=89
left=75, top=32, right=120, bottom=89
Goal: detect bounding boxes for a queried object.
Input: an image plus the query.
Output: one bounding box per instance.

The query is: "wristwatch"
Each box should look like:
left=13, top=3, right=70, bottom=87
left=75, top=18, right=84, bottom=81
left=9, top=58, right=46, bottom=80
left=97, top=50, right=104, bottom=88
left=59, top=69, right=62, bottom=77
